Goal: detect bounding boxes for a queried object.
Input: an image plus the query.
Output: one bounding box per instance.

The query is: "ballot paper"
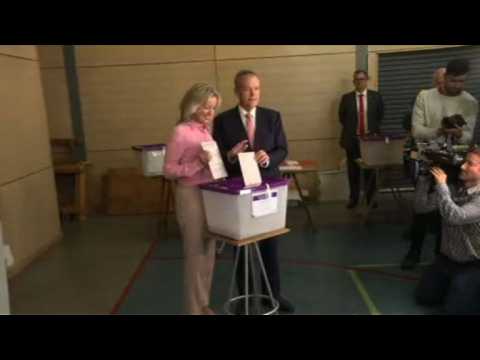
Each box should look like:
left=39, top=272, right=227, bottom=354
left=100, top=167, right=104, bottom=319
left=201, top=141, right=228, bottom=180
left=238, top=152, right=262, bottom=187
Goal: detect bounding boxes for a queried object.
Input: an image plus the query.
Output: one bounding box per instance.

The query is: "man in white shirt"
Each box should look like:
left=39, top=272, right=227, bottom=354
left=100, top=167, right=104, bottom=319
left=412, top=59, right=478, bottom=145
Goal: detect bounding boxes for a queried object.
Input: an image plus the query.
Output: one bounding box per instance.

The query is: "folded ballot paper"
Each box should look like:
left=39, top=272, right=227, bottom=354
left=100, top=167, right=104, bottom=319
left=201, top=141, right=228, bottom=180
left=238, top=152, right=263, bottom=188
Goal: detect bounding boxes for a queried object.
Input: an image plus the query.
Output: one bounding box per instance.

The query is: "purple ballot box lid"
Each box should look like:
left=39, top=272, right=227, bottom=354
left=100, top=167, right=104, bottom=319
left=199, top=177, right=288, bottom=195
left=132, top=144, right=166, bottom=152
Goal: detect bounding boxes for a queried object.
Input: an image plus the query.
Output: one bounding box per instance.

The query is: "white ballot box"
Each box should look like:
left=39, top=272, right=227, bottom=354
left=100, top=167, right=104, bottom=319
left=132, top=144, right=166, bottom=177
left=359, top=134, right=405, bottom=166
left=200, top=177, right=289, bottom=240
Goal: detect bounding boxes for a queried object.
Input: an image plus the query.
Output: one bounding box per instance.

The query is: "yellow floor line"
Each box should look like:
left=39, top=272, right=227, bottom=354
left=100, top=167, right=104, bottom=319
left=348, top=270, right=382, bottom=315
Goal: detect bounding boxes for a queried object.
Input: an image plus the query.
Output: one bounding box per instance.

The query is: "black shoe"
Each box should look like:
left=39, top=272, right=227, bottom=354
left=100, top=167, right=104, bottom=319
left=278, top=296, right=295, bottom=313
left=346, top=199, right=358, bottom=209
left=401, top=250, right=420, bottom=270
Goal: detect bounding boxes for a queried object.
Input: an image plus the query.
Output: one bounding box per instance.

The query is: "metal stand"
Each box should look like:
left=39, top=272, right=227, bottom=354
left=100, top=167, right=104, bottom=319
left=224, top=242, right=279, bottom=315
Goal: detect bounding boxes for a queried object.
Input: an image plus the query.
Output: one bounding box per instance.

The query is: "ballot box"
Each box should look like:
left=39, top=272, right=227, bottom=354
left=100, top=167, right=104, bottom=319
left=132, top=144, right=166, bottom=177
left=359, top=134, right=406, bottom=166
left=200, top=177, right=289, bottom=240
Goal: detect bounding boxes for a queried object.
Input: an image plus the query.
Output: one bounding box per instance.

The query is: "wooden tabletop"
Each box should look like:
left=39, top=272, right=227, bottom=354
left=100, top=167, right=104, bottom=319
left=355, top=159, right=403, bottom=170
left=209, top=228, right=290, bottom=247
left=53, top=161, right=91, bottom=174
left=279, top=160, right=319, bottom=174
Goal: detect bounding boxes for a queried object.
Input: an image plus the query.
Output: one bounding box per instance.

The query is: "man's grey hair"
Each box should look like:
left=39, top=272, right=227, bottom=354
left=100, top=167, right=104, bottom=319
left=234, top=70, right=259, bottom=90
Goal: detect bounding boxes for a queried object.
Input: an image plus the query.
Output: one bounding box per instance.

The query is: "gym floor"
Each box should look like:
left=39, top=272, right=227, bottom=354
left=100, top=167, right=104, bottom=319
left=9, top=195, right=437, bottom=315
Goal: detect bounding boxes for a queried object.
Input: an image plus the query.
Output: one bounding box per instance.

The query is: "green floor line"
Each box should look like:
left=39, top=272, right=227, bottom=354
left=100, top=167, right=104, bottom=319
left=348, top=270, right=381, bottom=315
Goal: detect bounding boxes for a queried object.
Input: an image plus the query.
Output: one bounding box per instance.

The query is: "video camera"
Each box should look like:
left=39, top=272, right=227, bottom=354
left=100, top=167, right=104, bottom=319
left=441, top=114, right=467, bottom=130
left=408, top=114, right=469, bottom=184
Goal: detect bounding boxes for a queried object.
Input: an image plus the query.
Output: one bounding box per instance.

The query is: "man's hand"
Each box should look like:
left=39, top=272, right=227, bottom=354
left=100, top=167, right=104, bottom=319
left=199, top=150, right=211, bottom=165
left=255, top=150, right=270, bottom=167
left=443, top=128, right=463, bottom=139
left=227, top=140, right=249, bottom=160
left=430, top=167, right=447, bottom=184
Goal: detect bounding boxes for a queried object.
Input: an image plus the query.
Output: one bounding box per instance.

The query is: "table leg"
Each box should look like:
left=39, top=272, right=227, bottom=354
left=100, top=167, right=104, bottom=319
left=292, top=174, right=315, bottom=230
left=361, top=168, right=379, bottom=225
left=77, top=171, right=87, bottom=221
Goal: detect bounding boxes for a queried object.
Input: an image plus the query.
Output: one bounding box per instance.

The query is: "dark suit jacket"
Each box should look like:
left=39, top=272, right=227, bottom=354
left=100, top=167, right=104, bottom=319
left=213, top=106, right=288, bottom=178
left=339, top=89, right=384, bottom=151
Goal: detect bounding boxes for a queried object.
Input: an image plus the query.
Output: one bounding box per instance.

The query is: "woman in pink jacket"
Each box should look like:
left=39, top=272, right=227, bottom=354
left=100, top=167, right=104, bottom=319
left=164, top=83, right=221, bottom=315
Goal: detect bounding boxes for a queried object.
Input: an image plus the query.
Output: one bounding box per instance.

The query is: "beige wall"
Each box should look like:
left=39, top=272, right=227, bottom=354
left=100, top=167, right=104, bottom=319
left=0, top=46, right=62, bottom=277
left=38, top=45, right=356, bottom=212
left=37, top=45, right=465, bottom=212
left=38, top=45, right=73, bottom=139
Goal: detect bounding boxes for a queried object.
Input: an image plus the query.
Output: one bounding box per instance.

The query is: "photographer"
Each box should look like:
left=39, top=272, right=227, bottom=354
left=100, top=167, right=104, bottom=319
left=412, top=59, right=478, bottom=145
left=414, top=148, right=480, bottom=314
left=401, top=68, right=445, bottom=270
left=402, top=61, right=479, bottom=270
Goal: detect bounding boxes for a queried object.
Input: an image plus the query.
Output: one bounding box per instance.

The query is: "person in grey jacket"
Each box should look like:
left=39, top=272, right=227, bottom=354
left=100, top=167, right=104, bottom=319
left=414, top=147, right=480, bottom=314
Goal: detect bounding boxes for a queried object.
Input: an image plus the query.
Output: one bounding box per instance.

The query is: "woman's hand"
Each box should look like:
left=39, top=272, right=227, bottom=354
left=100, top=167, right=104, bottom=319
left=199, top=150, right=211, bottom=165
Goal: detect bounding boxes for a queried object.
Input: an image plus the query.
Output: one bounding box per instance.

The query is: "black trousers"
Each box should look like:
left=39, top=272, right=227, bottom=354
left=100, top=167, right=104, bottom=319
left=235, top=236, right=280, bottom=298
left=407, top=211, right=442, bottom=255
left=345, top=140, right=376, bottom=203
left=415, top=254, right=480, bottom=314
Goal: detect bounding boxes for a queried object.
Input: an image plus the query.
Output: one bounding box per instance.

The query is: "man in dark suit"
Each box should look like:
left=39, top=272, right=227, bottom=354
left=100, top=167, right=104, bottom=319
left=339, top=69, right=385, bottom=209
left=213, top=69, right=294, bottom=313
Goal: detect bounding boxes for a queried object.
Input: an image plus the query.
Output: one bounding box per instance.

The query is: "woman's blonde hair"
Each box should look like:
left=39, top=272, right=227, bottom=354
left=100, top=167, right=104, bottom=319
left=178, top=82, right=222, bottom=124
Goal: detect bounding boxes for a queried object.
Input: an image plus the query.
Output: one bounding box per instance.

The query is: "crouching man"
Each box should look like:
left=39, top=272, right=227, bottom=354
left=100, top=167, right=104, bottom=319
left=414, top=148, right=480, bottom=314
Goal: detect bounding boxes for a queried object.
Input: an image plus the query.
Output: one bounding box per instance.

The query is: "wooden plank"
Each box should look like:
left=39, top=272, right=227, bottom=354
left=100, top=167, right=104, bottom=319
left=78, top=61, right=216, bottom=151
left=216, top=45, right=355, bottom=60
left=0, top=46, right=38, bottom=60
left=210, top=228, right=290, bottom=247
left=0, top=56, right=52, bottom=185
left=86, top=150, right=138, bottom=213
left=40, top=68, right=74, bottom=139
left=37, top=45, right=65, bottom=67
left=216, top=53, right=355, bottom=140
left=76, top=45, right=215, bottom=66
